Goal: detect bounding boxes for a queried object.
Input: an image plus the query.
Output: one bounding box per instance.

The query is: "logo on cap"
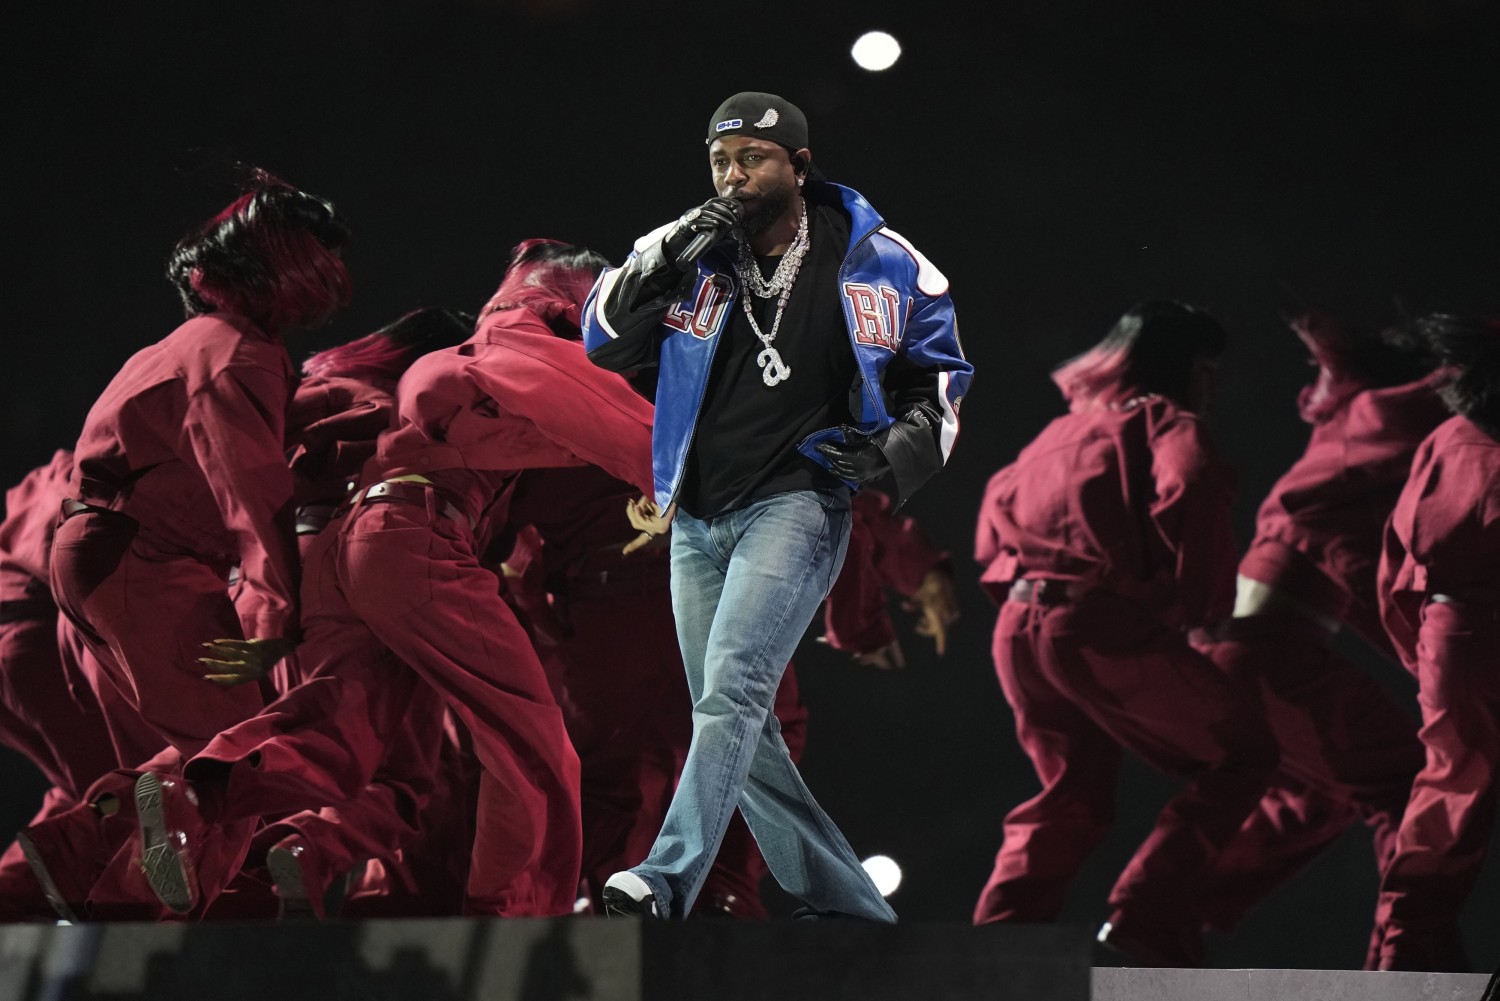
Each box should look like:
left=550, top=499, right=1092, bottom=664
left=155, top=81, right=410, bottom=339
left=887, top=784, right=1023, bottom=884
left=754, top=109, right=779, bottom=128
left=714, top=118, right=743, bottom=133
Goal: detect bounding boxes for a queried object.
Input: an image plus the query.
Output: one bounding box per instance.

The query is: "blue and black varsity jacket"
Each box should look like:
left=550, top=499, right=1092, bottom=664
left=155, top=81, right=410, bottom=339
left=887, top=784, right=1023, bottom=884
left=582, top=182, right=972, bottom=511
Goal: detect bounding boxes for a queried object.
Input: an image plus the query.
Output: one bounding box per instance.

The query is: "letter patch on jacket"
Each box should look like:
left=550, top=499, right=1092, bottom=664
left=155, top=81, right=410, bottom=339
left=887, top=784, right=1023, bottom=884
left=663, top=275, right=734, bottom=340
left=842, top=282, right=903, bottom=352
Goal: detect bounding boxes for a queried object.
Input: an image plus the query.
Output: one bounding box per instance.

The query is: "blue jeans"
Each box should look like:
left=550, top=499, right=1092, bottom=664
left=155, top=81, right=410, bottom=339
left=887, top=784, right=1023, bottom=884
left=628, top=487, right=897, bottom=921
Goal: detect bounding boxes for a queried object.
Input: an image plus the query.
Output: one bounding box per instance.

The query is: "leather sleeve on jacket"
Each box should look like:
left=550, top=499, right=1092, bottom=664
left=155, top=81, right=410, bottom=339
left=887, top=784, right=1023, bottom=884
left=582, top=242, right=696, bottom=374
left=867, top=250, right=971, bottom=507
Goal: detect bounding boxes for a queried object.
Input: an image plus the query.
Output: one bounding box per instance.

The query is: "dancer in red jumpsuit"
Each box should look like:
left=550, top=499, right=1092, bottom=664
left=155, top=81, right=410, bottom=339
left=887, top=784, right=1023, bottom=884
left=22, top=175, right=352, bottom=920
left=137, top=239, right=655, bottom=918
left=266, top=306, right=476, bottom=917
left=214, top=306, right=477, bottom=919
left=821, top=487, right=959, bottom=668
left=50, top=173, right=351, bottom=757
left=971, top=301, right=1277, bottom=966
left=1372, top=313, right=1500, bottom=972
left=1197, top=314, right=1446, bottom=964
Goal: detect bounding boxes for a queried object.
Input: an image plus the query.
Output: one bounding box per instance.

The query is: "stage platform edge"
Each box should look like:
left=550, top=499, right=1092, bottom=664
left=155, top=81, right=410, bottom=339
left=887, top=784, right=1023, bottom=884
left=1, top=917, right=1091, bottom=1000
left=1093, top=966, right=1492, bottom=1000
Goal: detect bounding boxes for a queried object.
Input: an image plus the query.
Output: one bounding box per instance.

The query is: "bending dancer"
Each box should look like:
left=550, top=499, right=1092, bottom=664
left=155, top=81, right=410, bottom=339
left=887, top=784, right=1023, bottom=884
left=583, top=91, right=971, bottom=920
left=50, top=172, right=351, bottom=756
left=139, top=239, right=653, bottom=918
left=27, top=175, right=351, bottom=918
left=971, top=302, right=1276, bottom=966
left=1373, top=313, right=1500, bottom=972
left=1198, top=313, right=1446, bottom=965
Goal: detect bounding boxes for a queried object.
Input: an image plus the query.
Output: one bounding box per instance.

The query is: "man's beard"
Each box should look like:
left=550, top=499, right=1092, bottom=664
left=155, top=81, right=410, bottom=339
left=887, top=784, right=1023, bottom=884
left=740, top=184, right=794, bottom=238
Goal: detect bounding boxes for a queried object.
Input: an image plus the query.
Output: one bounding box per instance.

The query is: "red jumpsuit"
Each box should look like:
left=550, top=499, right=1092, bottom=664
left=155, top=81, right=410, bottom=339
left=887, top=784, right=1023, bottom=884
left=267, top=370, right=472, bottom=916
left=1200, top=374, right=1446, bottom=950
left=51, top=312, right=300, bottom=757
left=286, top=374, right=395, bottom=545
left=971, top=397, right=1277, bottom=964
left=0, top=451, right=124, bottom=919
left=503, top=465, right=808, bottom=917
left=1373, top=415, right=1500, bottom=971
left=0, top=451, right=118, bottom=797
left=186, top=306, right=655, bottom=916
left=822, top=487, right=950, bottom=655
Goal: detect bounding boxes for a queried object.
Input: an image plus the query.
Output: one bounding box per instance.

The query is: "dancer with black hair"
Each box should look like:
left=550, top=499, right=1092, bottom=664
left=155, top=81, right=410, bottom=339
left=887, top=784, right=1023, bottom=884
left=1373, top=313, right=1500, bottom=972
left=1196, top=312, right=1447, bottom=966
left=971, top=302, right=1277, bottom=967
left=22, top=174, right=351, bottom=920
left=50, top=172, right=351, bottom=757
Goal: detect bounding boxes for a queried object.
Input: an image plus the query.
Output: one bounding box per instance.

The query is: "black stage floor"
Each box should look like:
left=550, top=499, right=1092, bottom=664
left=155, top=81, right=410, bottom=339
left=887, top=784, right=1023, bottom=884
left=1, top=919, right=1493, bottom=1001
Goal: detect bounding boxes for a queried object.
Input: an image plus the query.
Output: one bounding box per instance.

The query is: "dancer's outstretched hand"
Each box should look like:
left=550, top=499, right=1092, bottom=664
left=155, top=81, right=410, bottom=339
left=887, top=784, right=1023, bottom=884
left=903, top=568, right=960, bottom=656
left=623, top=497, right=676, bottom=556
left=200, top=637, right=294, bottom=687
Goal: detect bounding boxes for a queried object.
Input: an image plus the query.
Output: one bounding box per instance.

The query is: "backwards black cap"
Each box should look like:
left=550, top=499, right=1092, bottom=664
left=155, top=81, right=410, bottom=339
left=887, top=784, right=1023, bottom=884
left=705, top=92, right=809, bottom=149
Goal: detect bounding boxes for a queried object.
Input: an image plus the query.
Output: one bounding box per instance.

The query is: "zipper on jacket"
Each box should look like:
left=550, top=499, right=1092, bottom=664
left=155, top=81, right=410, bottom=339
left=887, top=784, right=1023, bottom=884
left=665, top=265, right=734, bottom=509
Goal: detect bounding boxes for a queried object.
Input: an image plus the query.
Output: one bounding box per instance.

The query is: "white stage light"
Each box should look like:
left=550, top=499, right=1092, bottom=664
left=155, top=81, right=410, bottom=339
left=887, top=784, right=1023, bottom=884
left=851, top=31, right=901, bottom=72
left=861, top=854, right=903, bottom=897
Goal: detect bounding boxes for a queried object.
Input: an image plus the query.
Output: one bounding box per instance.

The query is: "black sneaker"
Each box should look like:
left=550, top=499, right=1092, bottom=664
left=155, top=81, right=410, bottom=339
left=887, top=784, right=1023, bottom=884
left=602, top=871, right=658, bottom=918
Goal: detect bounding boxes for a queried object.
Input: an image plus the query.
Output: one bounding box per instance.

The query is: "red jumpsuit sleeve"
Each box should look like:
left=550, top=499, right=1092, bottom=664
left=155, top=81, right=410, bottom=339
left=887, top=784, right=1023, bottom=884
left=183, top=366, right=300, bottom=641
left=1148, top=415, right=1239, bottom=629
left=467, top=337, right=655, bottom=497
left=852, top=488, right=949, bottom=596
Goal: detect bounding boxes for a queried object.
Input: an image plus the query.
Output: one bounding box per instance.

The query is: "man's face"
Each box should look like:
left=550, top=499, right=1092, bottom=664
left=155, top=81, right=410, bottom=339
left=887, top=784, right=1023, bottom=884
left=709, top=136, right=799, bottom=237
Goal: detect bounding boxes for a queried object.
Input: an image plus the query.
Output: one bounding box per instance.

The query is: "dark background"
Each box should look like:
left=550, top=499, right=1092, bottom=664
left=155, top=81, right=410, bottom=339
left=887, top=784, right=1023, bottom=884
left=4, top=0, right=1497, bottom=972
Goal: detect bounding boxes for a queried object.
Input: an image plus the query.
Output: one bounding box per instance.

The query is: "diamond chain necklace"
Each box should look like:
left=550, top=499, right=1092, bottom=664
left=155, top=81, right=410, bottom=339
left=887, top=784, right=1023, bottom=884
left=733, top=200, right=810, bottom=388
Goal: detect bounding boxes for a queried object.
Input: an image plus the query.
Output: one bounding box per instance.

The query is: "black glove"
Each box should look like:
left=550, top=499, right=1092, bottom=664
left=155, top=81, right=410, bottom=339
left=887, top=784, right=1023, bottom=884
left=660, top=197, right=742, bottom=270
left=816, top=433, right=892, bottom=484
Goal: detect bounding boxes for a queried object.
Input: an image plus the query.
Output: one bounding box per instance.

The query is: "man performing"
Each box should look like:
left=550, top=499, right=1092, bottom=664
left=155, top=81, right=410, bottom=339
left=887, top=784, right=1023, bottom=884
left=582, top=91, right=972, bottom=921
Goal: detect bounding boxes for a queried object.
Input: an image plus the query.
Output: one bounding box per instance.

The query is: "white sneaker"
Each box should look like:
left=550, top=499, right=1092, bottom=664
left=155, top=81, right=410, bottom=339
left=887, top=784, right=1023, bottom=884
left=602, top=871, right=659, bottom=918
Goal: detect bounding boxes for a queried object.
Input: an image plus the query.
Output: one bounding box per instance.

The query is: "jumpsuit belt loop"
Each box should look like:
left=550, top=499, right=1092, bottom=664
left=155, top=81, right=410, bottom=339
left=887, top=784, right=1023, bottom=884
left=351, top=476, right=476, bottom=533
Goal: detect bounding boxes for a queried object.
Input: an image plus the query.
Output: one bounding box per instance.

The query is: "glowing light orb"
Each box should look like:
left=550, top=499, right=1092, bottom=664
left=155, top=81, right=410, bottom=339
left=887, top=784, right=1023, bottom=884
left=851, top=31, right=901, bottom=72
left=861, top=854, right=903, bottom=897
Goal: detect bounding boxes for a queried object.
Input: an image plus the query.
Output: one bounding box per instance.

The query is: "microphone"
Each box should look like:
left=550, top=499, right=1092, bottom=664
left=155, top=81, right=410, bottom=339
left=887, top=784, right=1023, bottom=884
left=675, top=199, right=742, bottom=268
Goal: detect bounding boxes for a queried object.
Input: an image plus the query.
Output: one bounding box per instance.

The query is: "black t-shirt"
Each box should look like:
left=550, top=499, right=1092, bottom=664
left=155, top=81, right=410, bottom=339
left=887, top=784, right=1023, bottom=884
left=678, top=198, right=859, bottom=519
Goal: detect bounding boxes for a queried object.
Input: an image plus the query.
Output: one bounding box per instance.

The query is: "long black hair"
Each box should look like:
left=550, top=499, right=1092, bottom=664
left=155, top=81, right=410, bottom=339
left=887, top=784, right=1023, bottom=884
left=301, top=307, right=474, bottom=382
left=1416, top=312, right=1500, bottom=439
left=166, top=169, right=352, bottom=334
left=1052, top=300, right=1228, bottom=409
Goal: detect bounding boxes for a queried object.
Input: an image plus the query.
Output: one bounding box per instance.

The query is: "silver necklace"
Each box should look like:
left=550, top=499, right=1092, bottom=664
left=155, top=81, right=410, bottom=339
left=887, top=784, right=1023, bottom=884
left=733, top=202, right=810, bottom=388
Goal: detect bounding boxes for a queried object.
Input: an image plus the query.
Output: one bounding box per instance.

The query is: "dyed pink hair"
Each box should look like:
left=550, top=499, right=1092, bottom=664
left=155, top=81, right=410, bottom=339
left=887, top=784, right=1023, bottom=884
left=302, top=307, right=472, bottom=381
left=1051, top=341, right=1136, bottom=411
left=1051, top=301, right=1227, bottom=411
left=478, top=238, right=610, bottom=336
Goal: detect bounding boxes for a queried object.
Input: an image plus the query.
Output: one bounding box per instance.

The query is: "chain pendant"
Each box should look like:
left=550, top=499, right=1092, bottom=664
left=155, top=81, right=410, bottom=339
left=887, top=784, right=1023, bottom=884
left=757, top=346, right=792, bottom=386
